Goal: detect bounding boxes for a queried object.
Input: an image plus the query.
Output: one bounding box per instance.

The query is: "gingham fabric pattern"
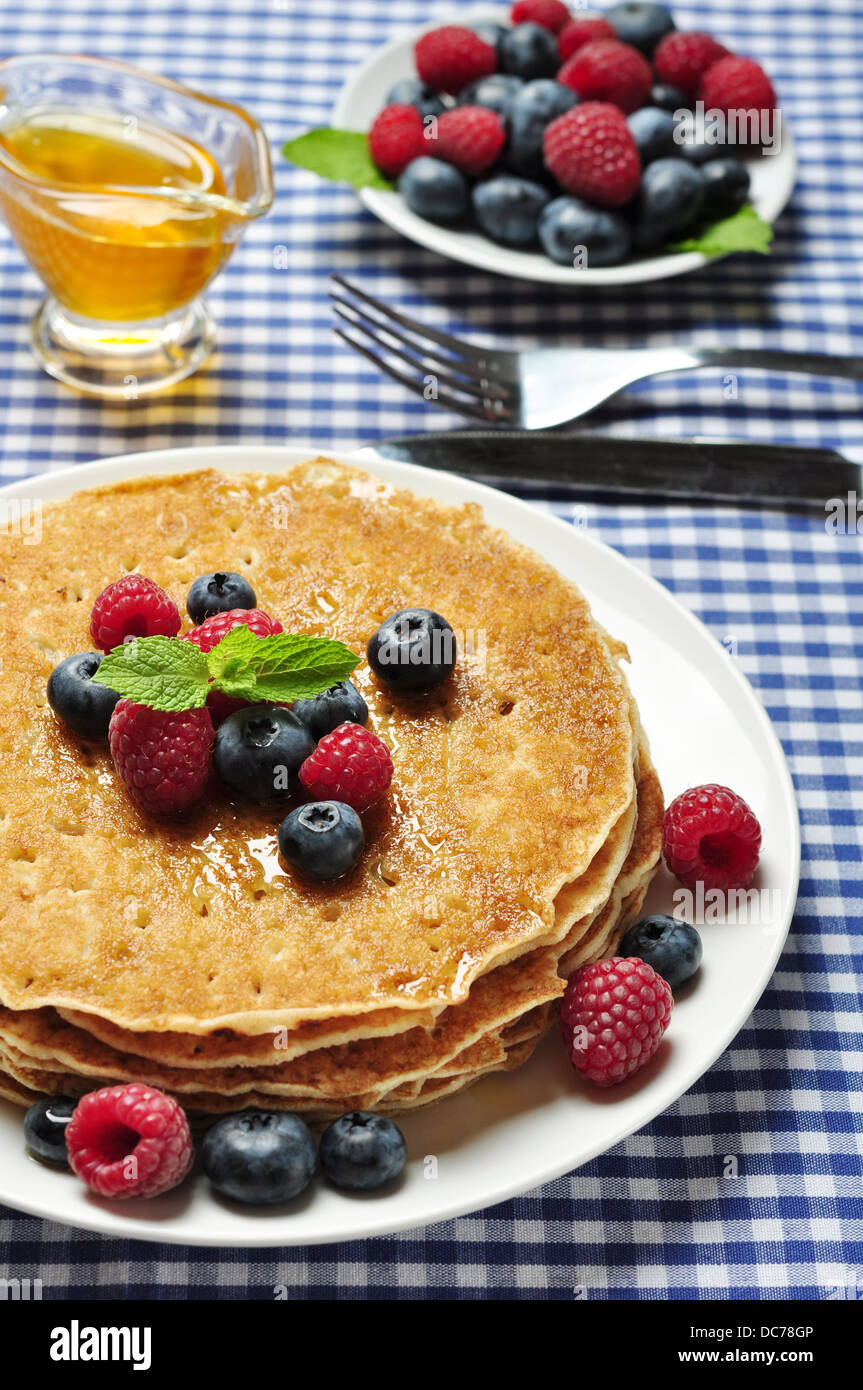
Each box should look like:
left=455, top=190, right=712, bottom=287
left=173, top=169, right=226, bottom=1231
left=0, top=0, right=860, bottom=1300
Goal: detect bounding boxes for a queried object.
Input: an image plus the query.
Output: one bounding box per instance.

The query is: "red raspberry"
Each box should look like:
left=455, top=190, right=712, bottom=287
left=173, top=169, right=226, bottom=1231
left=543, top=101, right=641, bottom=207
left=90, top=575, right=181, bottom=653
left=183, top=608, right=283, bottom=724
left=511, top=0, right=570, bottom=34
left=66, top=1084, right=193, bottom=1199
left=109, top=699, right=214, bottom=816
left=369, top=104, right=426, bottom=178
left=558, top=38, right=652, bottom=114
left=653, top=31, right=730, bottom=99
left=558, top=15, right=616, bottom=61
left=431, top=106, right=506, bottom=176
left=299, top=722, right=393, bottom=811
left=560, top=957, right=673, bottom=1086
left=415, top=25, right=497, bottom=96
left=698, top=56, right=777, bottom=141
left=662, top=783, right=762, bottom=892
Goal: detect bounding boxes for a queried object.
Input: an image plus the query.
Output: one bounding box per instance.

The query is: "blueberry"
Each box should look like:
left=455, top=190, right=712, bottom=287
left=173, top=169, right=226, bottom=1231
left=319, top=1111, right=407, bottom=1191
left=458, top=74, right=523, bottom=123
left=627, top=106, right=678, bottom=165
left=24, top=1095, right=76, bottom=1167
left=471, top=21, right=507, bottom=51
left=386, top=78, right=446, bottom=119
left=398, top=157, right=468, bottom=224
left=651, top=82, right=689, bottom=113
left=47, top=652, right=120, bottom=739
left=619, top=914, right=703, bottom=990
left=681, top=138, right=727, bottom=166
left=538, top=196, right=632, bottom=267
left=606, top=2, right=675, bottom=56
left=214, top=704, right=314, bottom=801
left=278, top=801, right=364, bottom=881
left=632, top=157, right=706, bottom=250
left=201, top=1110, right=316, bottom=1205
left=498, top=23, right=559, bottom=81
left=701, top=158, right=750, bottom=216
left=473, top=175, right=550, bottom=246
left=367, top=608, right=456, bottom=693
left=187, top=571, right=256, bottom=624
left=291, top=680, right=368, bottom=740
left=506, top=79, right=577, bottom=180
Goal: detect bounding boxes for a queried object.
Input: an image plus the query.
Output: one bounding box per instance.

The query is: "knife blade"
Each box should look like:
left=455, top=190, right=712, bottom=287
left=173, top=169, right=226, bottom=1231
left=363, top=431, right=862, bottom=507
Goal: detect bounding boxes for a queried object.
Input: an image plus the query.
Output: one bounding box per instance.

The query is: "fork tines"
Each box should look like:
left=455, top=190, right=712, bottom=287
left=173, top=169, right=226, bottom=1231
left=329, top=275, right=515, bottom=423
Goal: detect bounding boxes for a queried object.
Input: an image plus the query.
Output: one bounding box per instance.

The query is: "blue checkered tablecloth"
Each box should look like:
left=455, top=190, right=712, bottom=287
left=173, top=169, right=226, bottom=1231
left=0, top=0, right=860, bottom=1301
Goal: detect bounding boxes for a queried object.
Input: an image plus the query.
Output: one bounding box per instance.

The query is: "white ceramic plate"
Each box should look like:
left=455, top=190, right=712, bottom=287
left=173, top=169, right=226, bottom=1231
left=333, top=6, right=797, bottom=286
left=0, top=445, right=798, bottom=1246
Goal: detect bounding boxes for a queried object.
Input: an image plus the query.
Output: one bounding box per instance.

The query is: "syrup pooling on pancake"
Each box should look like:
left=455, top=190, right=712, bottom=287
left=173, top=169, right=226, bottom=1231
left=0, top=461, right=635, bottom=1032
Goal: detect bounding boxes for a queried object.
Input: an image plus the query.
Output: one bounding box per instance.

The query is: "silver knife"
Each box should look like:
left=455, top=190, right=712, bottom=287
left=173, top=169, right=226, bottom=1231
left=361, top=431, right=862, bottom=508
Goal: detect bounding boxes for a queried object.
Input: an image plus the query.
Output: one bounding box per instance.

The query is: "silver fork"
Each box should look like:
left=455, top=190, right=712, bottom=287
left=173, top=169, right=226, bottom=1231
left=330, top=275, right=863, bottom=431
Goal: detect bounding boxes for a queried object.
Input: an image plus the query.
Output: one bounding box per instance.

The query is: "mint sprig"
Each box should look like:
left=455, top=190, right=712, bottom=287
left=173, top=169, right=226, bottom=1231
left=282, top=129, right=394, bottom=191
left=93, top=627, right=359, bottom=713
left=668, top=204, right=773, bottom=257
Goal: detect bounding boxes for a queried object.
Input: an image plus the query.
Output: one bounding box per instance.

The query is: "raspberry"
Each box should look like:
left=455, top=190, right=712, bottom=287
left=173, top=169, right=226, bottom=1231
left=369, top=104, right=426, bottom=178
left=415, top=25, right=497, bottom=96
left=653, top=31, right=730, bottom=99
left=558, top=38, right=652, bottom=114
left=543, top=101, right=641, bottom=207
left=560, top=957, right=673, bottom=1086
left=662, top=783, right=762, bottom=892
left=89, top=575, right=181, bottom=653
left=511, top=0, right=570, bottom=34
left=558, top=15, right=616, bottom=61
left=431, top=106, right=506, bottom=176
left=109, top=699, right=214, bottom=816
left=66, top=1084, right=193, bottom=1199
left=299, top=722, right=393, bottom=812
left=698, top=56, right=777, bottom=139
left=182, top=607, right=284, bottom=654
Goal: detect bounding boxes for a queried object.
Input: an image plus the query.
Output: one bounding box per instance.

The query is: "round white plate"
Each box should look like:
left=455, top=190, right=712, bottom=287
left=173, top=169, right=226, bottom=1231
left=0, top=445, right=798, bottom=1246
left=333, top=6, right=797, bottom=286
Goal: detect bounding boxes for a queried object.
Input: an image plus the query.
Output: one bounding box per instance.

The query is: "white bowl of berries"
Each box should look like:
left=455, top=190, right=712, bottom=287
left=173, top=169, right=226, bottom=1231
left=286, top=3, right=797, bottom=286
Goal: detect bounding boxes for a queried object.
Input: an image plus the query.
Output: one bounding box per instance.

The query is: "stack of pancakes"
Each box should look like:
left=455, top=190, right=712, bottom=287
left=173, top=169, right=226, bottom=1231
left=0, top=460, right=662, bottom=1119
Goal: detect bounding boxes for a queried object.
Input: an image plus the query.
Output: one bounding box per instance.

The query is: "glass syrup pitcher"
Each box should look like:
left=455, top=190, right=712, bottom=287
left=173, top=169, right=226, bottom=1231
left=0, top=55, right=273, bottom=398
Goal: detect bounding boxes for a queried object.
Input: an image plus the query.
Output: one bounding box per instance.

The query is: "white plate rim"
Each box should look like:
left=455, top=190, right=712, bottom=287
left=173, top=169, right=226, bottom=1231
left=332, top=5, right=797, bottom=287
left=0, top=444, right=800, bottom=1246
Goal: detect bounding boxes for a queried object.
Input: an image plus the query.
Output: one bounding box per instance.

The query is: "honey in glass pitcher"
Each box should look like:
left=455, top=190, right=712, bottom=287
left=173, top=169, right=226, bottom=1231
left=0, top=56, right=273, bottom=397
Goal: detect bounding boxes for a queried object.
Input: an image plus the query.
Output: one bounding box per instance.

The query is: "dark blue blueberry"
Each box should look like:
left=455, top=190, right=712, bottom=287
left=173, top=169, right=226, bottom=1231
left=213, top=704, right=314, bottom=801
left=632, top=157, right=706, bottom=250
left=398, top=157, right=468, bottom=224
left=701, top=158, right=751, bottom=216
left=386, top=78, right=446, bottom=119
left=291, top=680, right=368, bottom=740
left=473, top=175, right=550, bottom=246
left=202, top=1111, right=316, bottom=1205
left=24, top=1095, right=76, bottom=1167
left=367, top=608, right=456, bottom=693
left=47, top=652, right=120, bottom=739
left=278, top=801, right=364, bottom=881
left=682, top=138, right=727, bottom=165
left=619, top=914, right=703, bottom=990
left=627, top=106, right=678, bottom=165
left=498, top=23, right=559, bottom=81
left=319, top=1111, right=406, bottom=1190
left=506, top=79, right=577, bottom=180
left=458, top=74, right=523, bottom=123
left=650, top=82, right=689, bottom=113
left=187, top=571, right=256, bottom=623
left=606, top=2, right=675, bottom=55
left=538, top=196, right=632, bottom=267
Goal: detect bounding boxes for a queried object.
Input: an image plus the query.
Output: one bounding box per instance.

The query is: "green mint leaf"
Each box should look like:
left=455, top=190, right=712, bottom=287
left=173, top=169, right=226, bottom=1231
left=92, top=636, right=210, bottom=713
left=207, top=626, right=360, bottom=703
left=282, top=128, right=394, bottom=191
left=669, top=204, right=773, bottom=258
